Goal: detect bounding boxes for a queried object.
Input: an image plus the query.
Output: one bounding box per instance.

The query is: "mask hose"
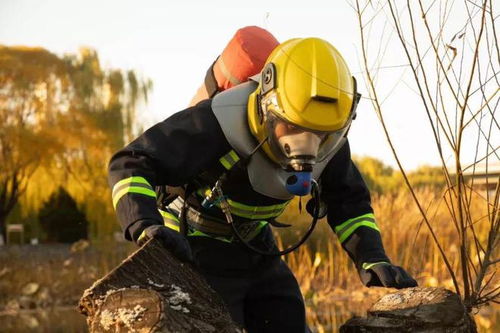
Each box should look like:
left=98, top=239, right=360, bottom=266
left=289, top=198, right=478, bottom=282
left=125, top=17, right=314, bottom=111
left=202, top=137, right=321, bottom=256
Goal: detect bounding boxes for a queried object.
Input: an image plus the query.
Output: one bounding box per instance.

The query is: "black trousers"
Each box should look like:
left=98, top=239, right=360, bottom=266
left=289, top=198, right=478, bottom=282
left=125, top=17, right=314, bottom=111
left=188, top=228, right=309, bottom=333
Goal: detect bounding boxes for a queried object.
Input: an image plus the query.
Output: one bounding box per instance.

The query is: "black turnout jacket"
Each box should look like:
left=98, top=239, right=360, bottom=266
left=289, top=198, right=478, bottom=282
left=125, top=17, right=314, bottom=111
left=108, top=99, right=390, bottom=267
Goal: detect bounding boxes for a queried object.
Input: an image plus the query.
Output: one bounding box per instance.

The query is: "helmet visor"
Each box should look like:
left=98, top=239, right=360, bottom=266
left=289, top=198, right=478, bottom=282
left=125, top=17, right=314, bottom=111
left=261, top=93, right=352, bottom=169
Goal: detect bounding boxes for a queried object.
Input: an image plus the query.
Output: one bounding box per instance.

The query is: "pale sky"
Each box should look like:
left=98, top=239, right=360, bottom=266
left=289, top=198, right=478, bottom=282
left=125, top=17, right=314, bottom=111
left=1, top=0, right=496, bottom=170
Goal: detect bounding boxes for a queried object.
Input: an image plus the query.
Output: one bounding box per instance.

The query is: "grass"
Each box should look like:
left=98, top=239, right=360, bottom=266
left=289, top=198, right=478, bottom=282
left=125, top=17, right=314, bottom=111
left=281, top=187, right=498, bottom=332
left=0, top=188, right=497, bottom=331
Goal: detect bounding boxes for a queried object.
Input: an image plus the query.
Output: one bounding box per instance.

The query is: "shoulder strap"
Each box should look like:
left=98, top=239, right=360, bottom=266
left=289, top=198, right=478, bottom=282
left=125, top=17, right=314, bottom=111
left=204, top=58, right=219, bottom=98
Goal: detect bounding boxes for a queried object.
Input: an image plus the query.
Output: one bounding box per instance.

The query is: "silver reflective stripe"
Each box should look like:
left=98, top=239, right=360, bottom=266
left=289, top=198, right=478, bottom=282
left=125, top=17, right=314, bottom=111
left=218, top=57, right=241, bottom=86
left=112, top=176, right=156, bottom=209
left=112, top=182, right=152, bottom=199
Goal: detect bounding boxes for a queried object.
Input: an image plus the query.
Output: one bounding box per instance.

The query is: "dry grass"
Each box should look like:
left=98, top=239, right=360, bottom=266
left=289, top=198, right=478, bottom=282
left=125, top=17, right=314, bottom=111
left=0, top=240, right=134, bottom=312
left=280, top=188, right=499, bottom=331
left=280, top=188, right=496, bottom=294
left=0, top=189, right=497, bottom=331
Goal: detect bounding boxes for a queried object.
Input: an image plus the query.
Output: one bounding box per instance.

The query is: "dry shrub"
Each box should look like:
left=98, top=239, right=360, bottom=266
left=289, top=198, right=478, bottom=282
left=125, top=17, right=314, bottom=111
left=283, top=188, right=496, bottom=301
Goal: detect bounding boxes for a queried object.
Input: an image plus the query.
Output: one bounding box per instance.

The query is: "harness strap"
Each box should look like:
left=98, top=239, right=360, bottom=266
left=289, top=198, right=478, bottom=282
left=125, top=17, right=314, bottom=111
left=166, top=198, right=268, bottom=243
left=197, top=187, right=289, bottom=220
left=204, top=59, right=219, bottom=98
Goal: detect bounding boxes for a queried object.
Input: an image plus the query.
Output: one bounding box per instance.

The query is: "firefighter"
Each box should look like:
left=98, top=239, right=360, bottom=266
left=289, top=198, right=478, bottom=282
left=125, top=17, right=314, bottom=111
left=108, top=37, right=417, bottom=332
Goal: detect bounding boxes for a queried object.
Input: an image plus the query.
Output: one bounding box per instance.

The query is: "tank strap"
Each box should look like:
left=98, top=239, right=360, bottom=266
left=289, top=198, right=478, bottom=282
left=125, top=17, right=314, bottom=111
left=166, top=198, right=267, bottom=243
left=204, top=59, right=219, bottom=98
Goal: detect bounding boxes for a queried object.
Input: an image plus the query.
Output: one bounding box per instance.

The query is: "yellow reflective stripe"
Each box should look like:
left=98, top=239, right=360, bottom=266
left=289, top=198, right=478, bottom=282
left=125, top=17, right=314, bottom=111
left=228, top=207, right=284, bottom=219
left=227, top=199, right=288, bottom=212
left=219, top=158, right=232, bottom=170
left=164, top=221, right=180, bottom=232
left=138, top=230, right=147, bottom=243
left=112, top=186, right=156, bottom=209
left=226, top=200, right=288, bottom=219
left=250, top=221, right=268, bottom=234
left=188, top=230, right=232, bottom=243
left=228, top=150, right=239, bottom=162
left=112, top=176, right=151, bottom=192
left=197, top=187, right=289, bottom=219
left=362, top=261, right=390, bottom=270
left=219, top=150, right=240, bottom=170
left=159, top=210, right=180, bottom=222
left=338, top=222, right=380, bottom=243
left=112, top=176, right=154, bottom=209
left=159, top=209, right=180, bottom=232
left=334, top=213, right=375, bottom=234
left=113, top=183, right=152, bottom=201
left=335, top=213, right=378, bottom=243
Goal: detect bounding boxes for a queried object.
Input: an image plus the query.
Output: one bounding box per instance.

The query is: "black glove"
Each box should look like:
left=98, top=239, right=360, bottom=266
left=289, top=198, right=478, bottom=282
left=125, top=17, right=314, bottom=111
left=340, top=225, right=417, bottom=289
left=136, top=224, right=193, bottom=262
left=359, top=261, right=417, bottom=289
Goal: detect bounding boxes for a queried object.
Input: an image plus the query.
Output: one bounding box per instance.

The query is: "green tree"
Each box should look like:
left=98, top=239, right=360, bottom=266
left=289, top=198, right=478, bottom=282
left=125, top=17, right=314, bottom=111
left=38, top=187, right=88, bottom=243
left=354, top=156, right=444, bottom=194
left=0, top=46, right=66, bottom=239
left=407, top=165, right=446, bottom=190
left=353, top=156, right=399, bottom=194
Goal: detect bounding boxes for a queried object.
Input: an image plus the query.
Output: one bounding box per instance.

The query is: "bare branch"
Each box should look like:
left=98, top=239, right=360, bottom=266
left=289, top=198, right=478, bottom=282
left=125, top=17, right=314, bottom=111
left=356, top=0, right=461, bottom=295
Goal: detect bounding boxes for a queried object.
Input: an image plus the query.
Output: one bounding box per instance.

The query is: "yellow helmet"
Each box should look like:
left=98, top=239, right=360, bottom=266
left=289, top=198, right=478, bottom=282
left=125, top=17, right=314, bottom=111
left=248, top=38, right=360, bottom=170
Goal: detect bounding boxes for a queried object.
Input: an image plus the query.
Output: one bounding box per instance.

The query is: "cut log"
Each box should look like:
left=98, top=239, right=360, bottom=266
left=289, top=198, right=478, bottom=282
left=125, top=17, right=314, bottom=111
left=340, top=287, right=477, bottom=332
left=78, top=238, right=240, bottom=332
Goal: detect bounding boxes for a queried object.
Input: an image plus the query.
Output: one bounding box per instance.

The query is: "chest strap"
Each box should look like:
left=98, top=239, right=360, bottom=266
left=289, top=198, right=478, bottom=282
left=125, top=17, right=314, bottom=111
left=165, top=198, right=268, bottom=243
left=197, top=187, right=289, bottom=220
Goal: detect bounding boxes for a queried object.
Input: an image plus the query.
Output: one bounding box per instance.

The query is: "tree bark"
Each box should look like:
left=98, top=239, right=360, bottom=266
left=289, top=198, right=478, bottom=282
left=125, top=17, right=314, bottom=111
left=340, top=287, right=477, bottom=332
left=0, top=173, right=23, bottom=241
left=78, top=238, right=240, bottom=333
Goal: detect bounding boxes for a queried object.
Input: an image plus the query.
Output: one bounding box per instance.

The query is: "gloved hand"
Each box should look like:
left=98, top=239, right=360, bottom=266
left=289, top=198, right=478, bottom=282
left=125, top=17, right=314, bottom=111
left=137, top=225, right=193, bottom=262
left=359, top=261, right=417, bottom=289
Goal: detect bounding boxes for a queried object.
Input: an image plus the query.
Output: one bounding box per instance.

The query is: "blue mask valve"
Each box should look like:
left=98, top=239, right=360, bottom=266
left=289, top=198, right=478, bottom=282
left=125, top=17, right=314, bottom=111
left=285, top=172, right=313, bottom=196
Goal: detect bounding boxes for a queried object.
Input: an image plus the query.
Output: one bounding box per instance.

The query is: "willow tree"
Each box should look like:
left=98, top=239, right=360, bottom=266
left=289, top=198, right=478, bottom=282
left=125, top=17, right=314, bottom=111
left=0, top=46, right=67, bottom=239
left=0, top=46, right=152, bottom=240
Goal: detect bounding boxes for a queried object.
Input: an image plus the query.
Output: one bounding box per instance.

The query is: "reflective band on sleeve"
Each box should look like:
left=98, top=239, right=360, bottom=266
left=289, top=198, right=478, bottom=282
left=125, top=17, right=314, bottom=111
left=219, top=150, right=240, bottom=170
left=362, top=261, right=390, bottom=270
left=159, top=209, right=180, bottom=232
left=334, top=213, right=379, bottom=243
left=138, top=230, right=148, bottom=243
left=112, top=176, right=156, bottom=209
